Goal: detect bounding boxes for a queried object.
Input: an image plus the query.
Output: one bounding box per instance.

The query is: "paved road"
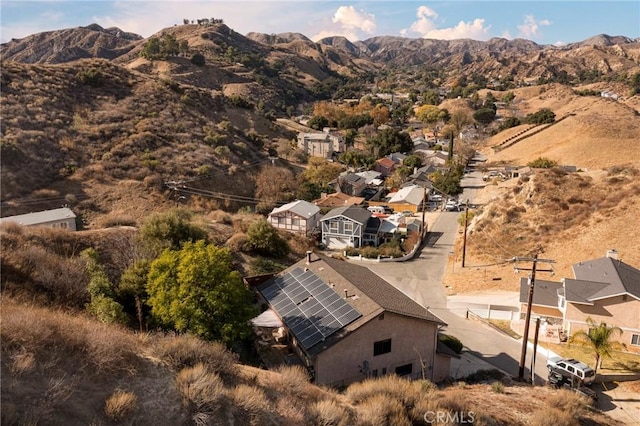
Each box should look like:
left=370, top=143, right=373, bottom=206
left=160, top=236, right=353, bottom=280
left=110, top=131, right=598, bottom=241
left=365, top=167, right=552, bottom=383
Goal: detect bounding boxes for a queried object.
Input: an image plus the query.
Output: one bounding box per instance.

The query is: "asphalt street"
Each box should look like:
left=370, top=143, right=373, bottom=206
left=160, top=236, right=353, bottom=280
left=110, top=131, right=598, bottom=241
left=365, top=165, right=552, bottom=383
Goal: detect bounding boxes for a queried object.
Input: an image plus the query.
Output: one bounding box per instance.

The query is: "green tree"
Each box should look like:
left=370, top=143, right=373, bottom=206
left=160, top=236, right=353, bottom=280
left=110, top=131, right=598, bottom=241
left=140, top=209, right=208, bottom=253
left=246, top=219, right=289, bottom=258
left=308, top=115, right=329, bottom=130
left=416, top=105, right=447, bottom=143
left=473, top=108, right=497, bottom=126
left=524, top=108, right=555, bottom=125
left=569, top=317, right=623, bottom=373
left=146, top=241, right=256, bottom=344
left=81, top=248, right=128, bottom=325
left=366, top=128, right=412, bottom=157
left=118, top=259, right=151, bottom=332
left=403, top=154, right=423, bottom=170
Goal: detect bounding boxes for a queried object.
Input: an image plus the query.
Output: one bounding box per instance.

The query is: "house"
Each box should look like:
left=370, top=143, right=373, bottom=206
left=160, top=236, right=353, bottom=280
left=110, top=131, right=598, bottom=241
left=355, top=170, right=384, bottom=187
left=519, top=250, right=640, bottom=352
left=386, top=185, right=427, bottom=213
left=313, top=192, right=365, bottom=209
left=320, top=205, right=371, bottom=249
left=268, top=200, right=321, bottom=235
left=337, top=172, right=367, bottom=197
left=0, top=207, right=77, bottom=231
left=297, top=131, right=344, bottom=159
left=387, top=152, right=408, bottom=166
left=374, top=157, right=396, bottom=177
left=254, top=253, right=449, bottom=386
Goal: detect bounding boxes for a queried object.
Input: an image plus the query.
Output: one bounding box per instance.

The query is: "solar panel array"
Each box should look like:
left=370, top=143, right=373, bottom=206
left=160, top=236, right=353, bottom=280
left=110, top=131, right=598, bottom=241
left=258, top=267, right=362, bottom=350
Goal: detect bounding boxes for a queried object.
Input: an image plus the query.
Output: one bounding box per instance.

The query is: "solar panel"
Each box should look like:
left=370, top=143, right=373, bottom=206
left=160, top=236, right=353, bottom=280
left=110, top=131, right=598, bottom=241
left=257, top=267, right=362, bottom=351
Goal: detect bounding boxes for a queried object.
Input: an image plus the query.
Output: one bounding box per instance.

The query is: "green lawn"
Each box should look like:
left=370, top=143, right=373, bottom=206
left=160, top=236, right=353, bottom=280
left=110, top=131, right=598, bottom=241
left=541, top=342, right=640, bottom=374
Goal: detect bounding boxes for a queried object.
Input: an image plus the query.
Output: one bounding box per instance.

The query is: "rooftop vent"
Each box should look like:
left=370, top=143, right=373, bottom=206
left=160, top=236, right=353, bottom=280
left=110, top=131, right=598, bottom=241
left=606, top=249, right=619, bottom=260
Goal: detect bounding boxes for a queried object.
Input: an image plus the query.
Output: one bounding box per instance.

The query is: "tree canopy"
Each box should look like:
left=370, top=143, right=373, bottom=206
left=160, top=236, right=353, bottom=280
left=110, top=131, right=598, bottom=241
left=140, top=209, right=208, bottom=253
left=146, top=241, right=256, bottom=344
left=366, top=128, right=413, bottom=157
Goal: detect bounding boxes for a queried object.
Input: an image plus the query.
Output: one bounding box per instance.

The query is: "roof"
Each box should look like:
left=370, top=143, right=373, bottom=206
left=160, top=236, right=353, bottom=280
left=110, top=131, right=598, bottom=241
left=269, top=200, right=320, bottom=218
left=320, top=205, right=371, bottom=225
left=355, top=170, right=382, bottom=184
left=376, top=157, right=396, bottom=169
left=518, top=278, right=563, bottom=307
left=570, top=256, right=640, bottom=301
left=388, top=185, right=425, bottom=206
left=0, top=207, right=76, bottom=226
left=258, top=254, right=445, bottom=357
left=313, top=192, right=365, bottom=208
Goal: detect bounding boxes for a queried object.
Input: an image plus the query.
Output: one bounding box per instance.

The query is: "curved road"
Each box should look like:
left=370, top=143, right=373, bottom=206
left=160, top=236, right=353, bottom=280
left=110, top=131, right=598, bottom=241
left=365, top=165, right=551, bottom=383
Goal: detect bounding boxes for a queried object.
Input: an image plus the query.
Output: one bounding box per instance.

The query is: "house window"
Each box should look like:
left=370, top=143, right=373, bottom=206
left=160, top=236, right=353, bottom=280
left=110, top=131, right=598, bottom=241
left=278, top=217, right=285, bottom=225
left=373, top=339, right=392, bottom=356
left=371, top=369, right=378, bottom=378
left=292, top=218, right=300, bottom=227
left=344, top=222, right=353, bottom=232
left=60, top=222, right=68, bottom=229
left=382, top=367, right=387, bottom=375
left=329, top=221, right=339, bottom=232
left=631, top=334, right=640, bottom=346
left=395, top=363, right=413, bottom=376
left=622, top=295, right=628, bottom=301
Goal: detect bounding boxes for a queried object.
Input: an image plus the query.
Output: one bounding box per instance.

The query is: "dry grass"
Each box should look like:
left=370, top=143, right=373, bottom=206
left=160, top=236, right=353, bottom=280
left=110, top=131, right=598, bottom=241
left=104, top=390, right=137, bottom=421
left=176, top=363, right=226, bottom=410
left=306, top=399, right=353, bottom=426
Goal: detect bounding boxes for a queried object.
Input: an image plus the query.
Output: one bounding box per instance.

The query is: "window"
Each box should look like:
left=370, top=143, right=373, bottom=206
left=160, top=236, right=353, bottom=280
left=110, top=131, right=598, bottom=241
left=373, top=339, right=392, bottom=356
left=60, top=222, right=68, bottom=229
left=344, top=222, right=353, bottom=232
left=632, top=334, right=640, bottom=346
left=395, top=363, right=413, bottom=376
left=278, top=217, right=285, bottom=225
left=292, top=218, right=300, bottom=227
left=329, top=221, right=339, bottom=232
left=382, top=367, right=387, bottom=375
left=371, top=369, right=378, bottom=378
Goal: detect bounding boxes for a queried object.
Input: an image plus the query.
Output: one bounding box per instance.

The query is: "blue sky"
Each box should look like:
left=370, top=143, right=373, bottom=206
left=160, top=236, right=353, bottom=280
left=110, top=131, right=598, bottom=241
left=1, top=1, right=638, bottom=45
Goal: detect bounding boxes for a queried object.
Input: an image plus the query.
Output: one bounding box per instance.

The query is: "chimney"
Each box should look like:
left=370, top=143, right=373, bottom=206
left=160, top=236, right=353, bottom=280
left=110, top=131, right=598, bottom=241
left=606, top=249, right=619, bottom=260
left=306, top=251, right=313, bottom=264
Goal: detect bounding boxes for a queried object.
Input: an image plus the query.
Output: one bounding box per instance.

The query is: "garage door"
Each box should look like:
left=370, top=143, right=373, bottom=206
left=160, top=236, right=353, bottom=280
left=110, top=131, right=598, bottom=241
left=327, top=237, right=349, bottom=249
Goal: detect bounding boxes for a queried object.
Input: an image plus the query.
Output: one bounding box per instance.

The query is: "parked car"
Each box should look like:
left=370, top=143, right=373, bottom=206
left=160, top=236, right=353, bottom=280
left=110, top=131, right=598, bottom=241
left=444, top=200, right=459, bottom=211
left=546, top=357, right=595, bottom=385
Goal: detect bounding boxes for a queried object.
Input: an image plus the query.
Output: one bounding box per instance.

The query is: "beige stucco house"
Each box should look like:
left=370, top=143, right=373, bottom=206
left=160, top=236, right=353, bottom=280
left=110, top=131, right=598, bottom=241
left=267, top=200, right=321, bottom=235
left=0, top=207, right=77, bottom=231
left=254, top=253, right=451, bottom=387
left=297, top=131, right=344, bottom=159
left=520, top=251, right=640, bottom=352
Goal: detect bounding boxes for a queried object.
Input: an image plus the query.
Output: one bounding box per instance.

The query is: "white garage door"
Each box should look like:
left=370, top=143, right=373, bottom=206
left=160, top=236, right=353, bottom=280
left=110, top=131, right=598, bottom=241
left=327, top=237, right=350, bottom=249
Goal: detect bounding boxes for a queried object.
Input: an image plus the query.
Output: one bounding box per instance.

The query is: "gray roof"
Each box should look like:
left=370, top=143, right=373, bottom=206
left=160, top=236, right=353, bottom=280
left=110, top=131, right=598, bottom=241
left=321, top=255, right=445, bottom=325
left=571, top=256, right=640, bottom=301
left=562, top=279, right=609, bottom=304
left=269, top=200, right=320, bottom=218
left=519, top=278, right=563, bottom=307
left=0, top=207, right=76, bottom=226
left=341, top=173, right=366, bottom=184
left=320, top=205, right=371, bottom=225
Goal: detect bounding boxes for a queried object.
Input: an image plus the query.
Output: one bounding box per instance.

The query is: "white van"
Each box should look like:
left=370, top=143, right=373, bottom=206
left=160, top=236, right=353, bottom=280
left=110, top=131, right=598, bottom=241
left=367, top=206, right=386, bottom=214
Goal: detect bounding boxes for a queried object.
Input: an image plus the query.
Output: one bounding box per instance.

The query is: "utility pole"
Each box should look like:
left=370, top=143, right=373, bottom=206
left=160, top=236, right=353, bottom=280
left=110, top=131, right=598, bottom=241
left=531, top=317, right=541, bottom=385
left=421, top=186, right=428, bottom=239
left=514, top=254, right=555, bottom=382
left=461, top=199, right=469, bottom=267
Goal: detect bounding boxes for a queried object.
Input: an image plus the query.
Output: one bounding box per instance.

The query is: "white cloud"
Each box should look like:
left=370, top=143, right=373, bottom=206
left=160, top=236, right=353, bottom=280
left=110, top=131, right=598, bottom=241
left=402, top=5, right=490, bottom=40
left=517, top=15, right=551, bottom=39
left=554, top=40, right=567, bottom=47
left=501, top=30, right=513, bottom=40
left=311, top=5, right=376, bottom=42
left=332, top=5, right=376, bottom=33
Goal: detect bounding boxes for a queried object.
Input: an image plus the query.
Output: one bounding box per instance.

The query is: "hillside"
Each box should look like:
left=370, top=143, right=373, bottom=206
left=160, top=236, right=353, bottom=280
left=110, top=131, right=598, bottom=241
left=0, top=296, right=621, bottom=426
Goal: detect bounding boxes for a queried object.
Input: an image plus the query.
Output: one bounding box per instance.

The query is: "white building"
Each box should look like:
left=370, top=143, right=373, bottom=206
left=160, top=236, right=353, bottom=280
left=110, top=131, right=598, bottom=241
left=0, top=207, right=77, bottom=230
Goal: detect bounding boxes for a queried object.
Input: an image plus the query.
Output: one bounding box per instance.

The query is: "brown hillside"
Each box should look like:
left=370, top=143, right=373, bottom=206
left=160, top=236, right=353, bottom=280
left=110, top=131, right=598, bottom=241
left=1, top=296, right=620, bottom=426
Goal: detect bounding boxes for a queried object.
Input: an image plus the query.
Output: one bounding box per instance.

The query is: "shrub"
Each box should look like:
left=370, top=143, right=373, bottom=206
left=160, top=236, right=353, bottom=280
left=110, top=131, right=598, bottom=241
left=524, top=108, right=555, bottom=124
left=104, top=390, right=137, bottom=421
left=491, top=381, right=504, bottom=393
left=190, top=53, right=206, bottom=66
left=530, top=407, right=574, bottom=426
left=246, top=219, right=289, bottom=258
left=76, top=68, right=103, bottom=87
left=151, top=333, right=239, bottom=378
left=306, top=399, right=352, bottom=426
left=271, top=365, right=310, bottom=396
left=231, top=384, right=273, bottom=423
left=439, top=334, right=463, bottom=354
left=546, top=390, right=589, bottom=418
left=360, top=246, right=380, bottom=259
left=528, top=157, right=558, bottom=169
left=225, top=232, right=249, bottom=252
left=176, top=363, right=226, bottom=410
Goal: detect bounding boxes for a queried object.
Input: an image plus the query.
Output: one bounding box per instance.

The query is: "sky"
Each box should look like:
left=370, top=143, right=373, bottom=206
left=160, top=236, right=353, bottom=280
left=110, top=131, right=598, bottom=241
left=1, top=1, right=639, bottom=45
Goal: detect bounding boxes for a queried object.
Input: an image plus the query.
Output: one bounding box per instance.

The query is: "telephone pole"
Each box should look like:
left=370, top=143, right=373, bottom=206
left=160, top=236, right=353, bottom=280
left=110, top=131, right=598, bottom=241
left=513, top=254, right=555, bottom=382
left=461, top=199, right=469, bottom=267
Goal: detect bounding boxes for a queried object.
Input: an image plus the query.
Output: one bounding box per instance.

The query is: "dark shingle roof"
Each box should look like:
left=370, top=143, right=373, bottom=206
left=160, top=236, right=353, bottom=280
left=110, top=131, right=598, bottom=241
left=321, top=255, right=445, bottom=325
left=320, top=205, right=371, bottom=225
left=519, top=278, right=563, bottom=307
left=571, top=257, right=640, bottom=301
